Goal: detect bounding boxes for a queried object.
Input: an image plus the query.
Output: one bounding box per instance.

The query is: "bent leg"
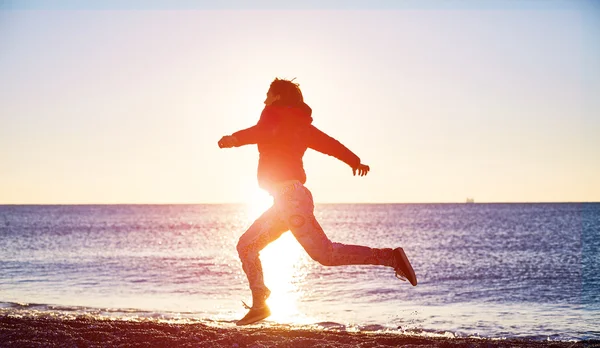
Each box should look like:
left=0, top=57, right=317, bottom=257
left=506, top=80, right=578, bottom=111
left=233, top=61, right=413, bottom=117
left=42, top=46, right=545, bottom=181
left=304, top=216, right=395, bottom=266
left=237, top=205, right=288, bottom=301
left=276, top=184, right=394, bottom=267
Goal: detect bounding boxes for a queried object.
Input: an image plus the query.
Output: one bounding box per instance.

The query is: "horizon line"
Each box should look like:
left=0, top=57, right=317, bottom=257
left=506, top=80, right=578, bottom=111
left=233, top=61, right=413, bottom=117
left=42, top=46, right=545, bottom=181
left=0, top=201, right=598, bottom=206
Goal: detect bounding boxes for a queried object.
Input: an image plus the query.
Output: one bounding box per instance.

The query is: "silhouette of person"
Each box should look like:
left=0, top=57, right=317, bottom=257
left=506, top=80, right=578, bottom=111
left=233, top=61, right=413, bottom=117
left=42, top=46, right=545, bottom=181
left=218, top=78, right=417, bottom=325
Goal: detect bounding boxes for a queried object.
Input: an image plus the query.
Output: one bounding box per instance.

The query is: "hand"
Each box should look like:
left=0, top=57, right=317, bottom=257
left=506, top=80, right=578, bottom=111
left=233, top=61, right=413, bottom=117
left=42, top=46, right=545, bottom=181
left=218, top=135, right=239, bottom=148
left=353, top=163, right=370, bottom=177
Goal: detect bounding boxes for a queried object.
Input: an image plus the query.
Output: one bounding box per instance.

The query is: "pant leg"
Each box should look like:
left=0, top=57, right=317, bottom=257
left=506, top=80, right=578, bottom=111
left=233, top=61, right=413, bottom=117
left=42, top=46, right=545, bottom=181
left=274, top=184, right=394, bottom=267
left=236, top=205, right=289, bottom=296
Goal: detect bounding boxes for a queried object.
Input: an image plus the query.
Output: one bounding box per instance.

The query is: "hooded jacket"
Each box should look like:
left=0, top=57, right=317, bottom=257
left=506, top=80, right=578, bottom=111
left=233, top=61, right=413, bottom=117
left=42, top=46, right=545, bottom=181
left=232, top=104, right=361, bottom=192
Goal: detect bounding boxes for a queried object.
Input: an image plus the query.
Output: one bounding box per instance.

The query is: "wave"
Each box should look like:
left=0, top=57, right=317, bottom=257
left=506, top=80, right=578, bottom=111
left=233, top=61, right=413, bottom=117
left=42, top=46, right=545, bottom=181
left=0, top=301, right=475, bottom=338
left=0, top=301, right=209, bottom=324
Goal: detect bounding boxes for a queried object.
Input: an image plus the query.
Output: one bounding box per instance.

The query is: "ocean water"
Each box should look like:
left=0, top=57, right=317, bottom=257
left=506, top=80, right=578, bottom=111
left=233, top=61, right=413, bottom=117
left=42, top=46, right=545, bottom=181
left=0, top=203, right=598, bottom=342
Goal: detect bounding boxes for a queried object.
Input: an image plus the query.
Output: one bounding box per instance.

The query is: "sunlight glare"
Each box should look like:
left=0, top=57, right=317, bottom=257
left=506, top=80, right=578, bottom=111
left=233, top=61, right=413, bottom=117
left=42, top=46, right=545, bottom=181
left=246, top=188, right=273, bottom=221
left=261, top=232, right=309, bottom=324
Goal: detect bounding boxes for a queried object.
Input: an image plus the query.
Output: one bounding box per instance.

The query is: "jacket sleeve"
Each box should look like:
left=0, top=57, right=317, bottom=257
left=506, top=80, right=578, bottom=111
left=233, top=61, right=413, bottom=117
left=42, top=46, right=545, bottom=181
left=231, top=107, right=278, bottom=146
left=307, top=125, right=361, bottom=169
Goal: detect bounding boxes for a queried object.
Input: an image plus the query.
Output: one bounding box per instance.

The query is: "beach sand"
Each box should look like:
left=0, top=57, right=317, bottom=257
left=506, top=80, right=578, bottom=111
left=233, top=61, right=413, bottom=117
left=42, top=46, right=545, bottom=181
left=1, top=315, right=597, bottom=348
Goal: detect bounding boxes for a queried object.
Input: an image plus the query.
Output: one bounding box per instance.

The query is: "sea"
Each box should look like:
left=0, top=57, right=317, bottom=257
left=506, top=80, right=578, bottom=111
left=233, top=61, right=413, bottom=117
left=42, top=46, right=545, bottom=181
left=1, top=203, right=598, bottom=342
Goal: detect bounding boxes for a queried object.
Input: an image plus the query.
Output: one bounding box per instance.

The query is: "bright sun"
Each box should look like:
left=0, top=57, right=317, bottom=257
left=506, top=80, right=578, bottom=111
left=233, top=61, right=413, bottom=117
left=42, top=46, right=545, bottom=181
left=244, top=187, right=313, bottom=324
left=245, top=187, right=273, bottom=221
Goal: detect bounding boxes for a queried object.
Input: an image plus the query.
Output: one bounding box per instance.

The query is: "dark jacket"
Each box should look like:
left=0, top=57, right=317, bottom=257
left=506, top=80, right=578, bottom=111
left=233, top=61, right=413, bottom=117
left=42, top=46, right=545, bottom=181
left=232, top=104, right=361, bottom=191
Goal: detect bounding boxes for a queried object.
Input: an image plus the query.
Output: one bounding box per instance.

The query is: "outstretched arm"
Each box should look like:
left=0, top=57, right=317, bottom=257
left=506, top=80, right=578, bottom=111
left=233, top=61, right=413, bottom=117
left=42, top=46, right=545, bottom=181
left=307, top=125, right=370, bottom=176
left=217, top=107, right=278, bottom=148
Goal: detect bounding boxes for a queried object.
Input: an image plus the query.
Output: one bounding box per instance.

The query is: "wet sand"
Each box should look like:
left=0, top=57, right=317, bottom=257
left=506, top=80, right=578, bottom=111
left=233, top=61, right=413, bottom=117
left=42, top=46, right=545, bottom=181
left=0, top=315, right=597, bottom=348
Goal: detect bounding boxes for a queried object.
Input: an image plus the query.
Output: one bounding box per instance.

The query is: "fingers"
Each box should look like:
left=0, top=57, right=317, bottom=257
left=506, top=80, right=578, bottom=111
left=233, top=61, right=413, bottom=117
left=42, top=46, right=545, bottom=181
left=218, top=136, right=235, bottom=148
left=353, top=165, right=370, bottom=176
left=358, top=165, right=370, bottom=176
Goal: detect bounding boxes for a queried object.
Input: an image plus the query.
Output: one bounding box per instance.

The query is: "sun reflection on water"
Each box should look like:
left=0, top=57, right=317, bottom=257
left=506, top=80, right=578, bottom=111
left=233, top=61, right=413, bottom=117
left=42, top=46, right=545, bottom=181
left=261, top=232, right=307, bottom=323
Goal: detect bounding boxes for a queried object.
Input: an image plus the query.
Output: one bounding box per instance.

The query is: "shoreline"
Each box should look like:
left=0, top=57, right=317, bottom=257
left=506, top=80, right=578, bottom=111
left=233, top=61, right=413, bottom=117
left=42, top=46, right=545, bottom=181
left=1, top=315, right=596, bottom=348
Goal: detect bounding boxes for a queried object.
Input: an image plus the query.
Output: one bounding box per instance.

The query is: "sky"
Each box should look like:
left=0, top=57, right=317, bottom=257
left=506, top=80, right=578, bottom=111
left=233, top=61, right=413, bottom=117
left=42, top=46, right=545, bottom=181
left=0, top=0, right=599, bottom=204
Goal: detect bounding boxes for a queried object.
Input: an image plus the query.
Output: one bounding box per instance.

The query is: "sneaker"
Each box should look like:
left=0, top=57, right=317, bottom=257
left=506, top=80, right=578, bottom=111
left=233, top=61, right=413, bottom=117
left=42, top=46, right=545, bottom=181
left=393, top=247, right=417, bottom=286
left=236, top=288, right=272, bottom=326
left=236, top=304, right=271, bottom=326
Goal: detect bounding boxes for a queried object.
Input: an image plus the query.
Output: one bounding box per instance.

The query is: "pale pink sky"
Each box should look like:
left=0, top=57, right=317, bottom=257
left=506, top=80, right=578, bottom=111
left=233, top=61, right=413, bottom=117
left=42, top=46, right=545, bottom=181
left=1, top=1, right=598, bottom=204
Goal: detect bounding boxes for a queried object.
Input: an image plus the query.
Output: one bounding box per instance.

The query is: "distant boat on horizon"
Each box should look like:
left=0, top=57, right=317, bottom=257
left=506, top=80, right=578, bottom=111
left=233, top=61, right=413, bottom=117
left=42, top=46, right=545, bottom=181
left=466, top=198, right=475, bottom=204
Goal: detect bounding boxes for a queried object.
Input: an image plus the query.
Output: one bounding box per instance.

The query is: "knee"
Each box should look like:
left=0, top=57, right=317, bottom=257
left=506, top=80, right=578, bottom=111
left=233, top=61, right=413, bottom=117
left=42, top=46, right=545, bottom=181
left=313, top=254, right=334, bottom=266
left=307, top=246, right=334, bottom=266
left=236, top=237, right=251, bottom=258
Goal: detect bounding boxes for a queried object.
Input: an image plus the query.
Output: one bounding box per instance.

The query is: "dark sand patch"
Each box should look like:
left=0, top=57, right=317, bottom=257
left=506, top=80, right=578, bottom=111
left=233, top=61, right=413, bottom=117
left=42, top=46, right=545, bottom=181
left=1, top=315, right=597, bottom=347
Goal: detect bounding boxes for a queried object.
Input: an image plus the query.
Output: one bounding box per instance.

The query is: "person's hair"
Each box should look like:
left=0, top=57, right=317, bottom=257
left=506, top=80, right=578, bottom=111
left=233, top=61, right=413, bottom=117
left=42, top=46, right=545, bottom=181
left=268, top=78, right=304, bottom=107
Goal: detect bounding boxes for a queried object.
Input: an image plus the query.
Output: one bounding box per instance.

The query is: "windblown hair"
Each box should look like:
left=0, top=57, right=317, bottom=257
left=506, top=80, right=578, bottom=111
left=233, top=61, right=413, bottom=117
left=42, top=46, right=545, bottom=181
left=268, top=78, right=304, bottom=107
